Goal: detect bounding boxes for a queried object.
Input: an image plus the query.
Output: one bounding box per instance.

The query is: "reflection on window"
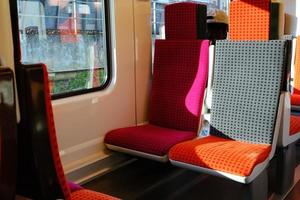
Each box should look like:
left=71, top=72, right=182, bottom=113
left=17, top=0, right=110, bottom=97
left=151, top=0, right=229, bottom=40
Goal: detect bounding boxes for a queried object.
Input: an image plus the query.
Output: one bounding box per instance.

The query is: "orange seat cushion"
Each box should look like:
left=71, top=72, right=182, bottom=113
left=71, top=189, right=120, bottom=200
left=294, top=37, right=300, bottom=94
left=229, top=0, right=270, bottom=40
left=290, top=115, right=300, bottom=136
left=291, top=94, right=300, bottom=106
left=169, top=136, right=271, bottom=177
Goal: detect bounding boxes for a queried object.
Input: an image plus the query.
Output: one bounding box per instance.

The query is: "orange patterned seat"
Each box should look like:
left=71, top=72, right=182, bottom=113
left=71, top=189, right=119, bottom=200
left=292, top=37, right=300, bottom=107
left=229, top=0, right=270, bottom=40
left=169, top=136, right=271, bottom=177
left=290, top=115, right=300, bottom=136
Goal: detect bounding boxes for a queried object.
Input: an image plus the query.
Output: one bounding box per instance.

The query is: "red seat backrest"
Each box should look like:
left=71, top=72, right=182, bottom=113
left=165, top=2, right=207, bottom=40
left=42, top=65, right=72, bottom=199
left=149, top=40, right=209, bottom=132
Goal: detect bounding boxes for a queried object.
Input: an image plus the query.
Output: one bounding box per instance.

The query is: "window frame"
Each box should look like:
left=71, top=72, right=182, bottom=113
left=12, top=0, right=112, bottom=100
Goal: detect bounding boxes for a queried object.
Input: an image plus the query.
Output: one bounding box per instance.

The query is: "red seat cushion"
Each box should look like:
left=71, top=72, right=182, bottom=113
left=169, top=136, right=271, bottom=177
left=105, top=124, right=196, bottom=156
left=290, top=115, right=300, bottom=136
left=71, top=189, right=120, bottom=200
left=291, top=94, right=300, bottom=106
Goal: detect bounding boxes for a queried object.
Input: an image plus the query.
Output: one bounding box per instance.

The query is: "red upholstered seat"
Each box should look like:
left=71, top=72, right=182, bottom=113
left=71, top=189, right=119, bottom=200
left=43, top=65, right=119, bottom=200
left=290, top=115, right=300, bottom=136
left=104, top=40, right=209, bottom=158
left=169, top=136, right=271, bottom=177
left=293, top=37, right=300, bottom=107
left=105, top=125, right=196, bottom=156
left=291, top=94, right=300, bottom=106
left=165, top=2, right=207, bottom=39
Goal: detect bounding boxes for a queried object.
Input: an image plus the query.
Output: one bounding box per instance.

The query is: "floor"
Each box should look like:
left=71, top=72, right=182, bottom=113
left=83, top=144, right=300, bottom=200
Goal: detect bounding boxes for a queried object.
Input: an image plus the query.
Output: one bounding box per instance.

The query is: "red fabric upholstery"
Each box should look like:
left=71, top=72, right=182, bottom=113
left=105, top=40, right=209, bottom=156
left=149, top=40, right=209, bottom=132
left=165, top=3, right=206, bottom=39
left=71, top=189, right=120, bottom=200
left=290, top=115, right=300, bottom=136
left=291, top=94, right=300, bottom=106
left=169, top=136, right=271, bottom=177
left=43, top=64, right=71, bottom=199
left=42, top=65, right=118, bottom=200
left=105, top=124, right=196, bottom=156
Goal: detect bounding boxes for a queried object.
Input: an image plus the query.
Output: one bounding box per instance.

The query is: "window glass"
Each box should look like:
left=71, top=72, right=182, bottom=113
left=151, top=0, right=229, bottom=40
left=17, top=0, right=110, bottom=97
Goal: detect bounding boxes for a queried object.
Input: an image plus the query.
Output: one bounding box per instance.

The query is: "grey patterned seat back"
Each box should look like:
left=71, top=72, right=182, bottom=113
left=210, top=40, right=288, bottom=144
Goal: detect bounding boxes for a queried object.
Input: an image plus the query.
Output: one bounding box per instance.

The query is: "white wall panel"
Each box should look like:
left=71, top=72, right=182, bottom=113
left=53, top=0, right=137, bottom=170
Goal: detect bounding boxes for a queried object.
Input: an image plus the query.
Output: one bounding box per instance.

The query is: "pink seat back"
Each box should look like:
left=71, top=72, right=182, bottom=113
left=149, top=40, right=209, bottom=132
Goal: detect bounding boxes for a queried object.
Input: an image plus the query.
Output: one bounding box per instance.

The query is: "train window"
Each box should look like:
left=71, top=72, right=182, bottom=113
left=151, top=0, right=229, bottom=40
left=16, top=0, right=111, bottom=98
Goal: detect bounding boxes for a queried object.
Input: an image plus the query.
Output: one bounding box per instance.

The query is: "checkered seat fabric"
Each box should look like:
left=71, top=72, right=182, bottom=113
left=292, top=37, right=300, bottom=107
left=104, top=40, right=209, bottom=160
left=165, top=3, right=207, bottom=40
left=169, top=40, right=287, bottom=183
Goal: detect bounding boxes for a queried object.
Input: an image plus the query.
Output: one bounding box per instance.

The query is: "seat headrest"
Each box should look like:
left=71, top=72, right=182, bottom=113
left=229, top=0, right=270, bottom=40
left=165, top=2, right=207, bottom=40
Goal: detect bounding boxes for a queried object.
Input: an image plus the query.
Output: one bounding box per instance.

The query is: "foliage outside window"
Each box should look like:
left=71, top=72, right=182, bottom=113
left=17, top=0, right=110, bottom=97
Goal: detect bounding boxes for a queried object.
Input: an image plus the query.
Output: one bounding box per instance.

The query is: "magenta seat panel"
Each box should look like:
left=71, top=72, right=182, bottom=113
left=104, top=124, right=196, bottom=156
left=149, top=40, right=209, bottom=132
left=68, top=181, right=83, bottom=192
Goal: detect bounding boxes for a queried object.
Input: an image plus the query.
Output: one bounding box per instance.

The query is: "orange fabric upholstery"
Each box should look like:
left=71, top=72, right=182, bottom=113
left=169, top=136, right=271, bottom=177
left=71, top=189, right=120, bottom=200
left=290, top=115, right=300, bottom=136
left=229, top=0, right=270, bottom=40
left=291, top=94, right=300, bottom=106
left=42, top=66, right=119, bottom=200
left=294, top=37, right=300, bottom=94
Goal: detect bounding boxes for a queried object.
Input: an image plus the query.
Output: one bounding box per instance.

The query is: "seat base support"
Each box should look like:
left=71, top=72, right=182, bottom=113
left=275, top=143, right=296, bottom=196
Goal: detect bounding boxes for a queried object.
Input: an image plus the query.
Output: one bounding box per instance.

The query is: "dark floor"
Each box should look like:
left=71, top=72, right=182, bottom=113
left=84, top=145, right=300, bottom=200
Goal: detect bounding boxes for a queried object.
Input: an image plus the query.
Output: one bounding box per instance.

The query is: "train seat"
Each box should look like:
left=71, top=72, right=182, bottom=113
left=290, top=115, right=300, bottom=136
left=165, top=2, right=207, bottom=40
left=169, top=40, right=287, bottom=200
left=0, top=68, right=17, bottom=200
left=42, top=65, right=119, bottom=200
left=291, top=94, right=300, bottom=107
left=105, top=125, right=195, bottom=159
left=292, top=36, right=300, bottom=111
left=17, top=64, right=119, bottom=200
left=105, top=40, right=209, bottom=162
left=278, top=92, right=300, bottom=146
left=169, top=136, right=271, bottom=178
left=229, top=0, right=270, bottom=40
left=229, top=0, right=284, bottom=40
